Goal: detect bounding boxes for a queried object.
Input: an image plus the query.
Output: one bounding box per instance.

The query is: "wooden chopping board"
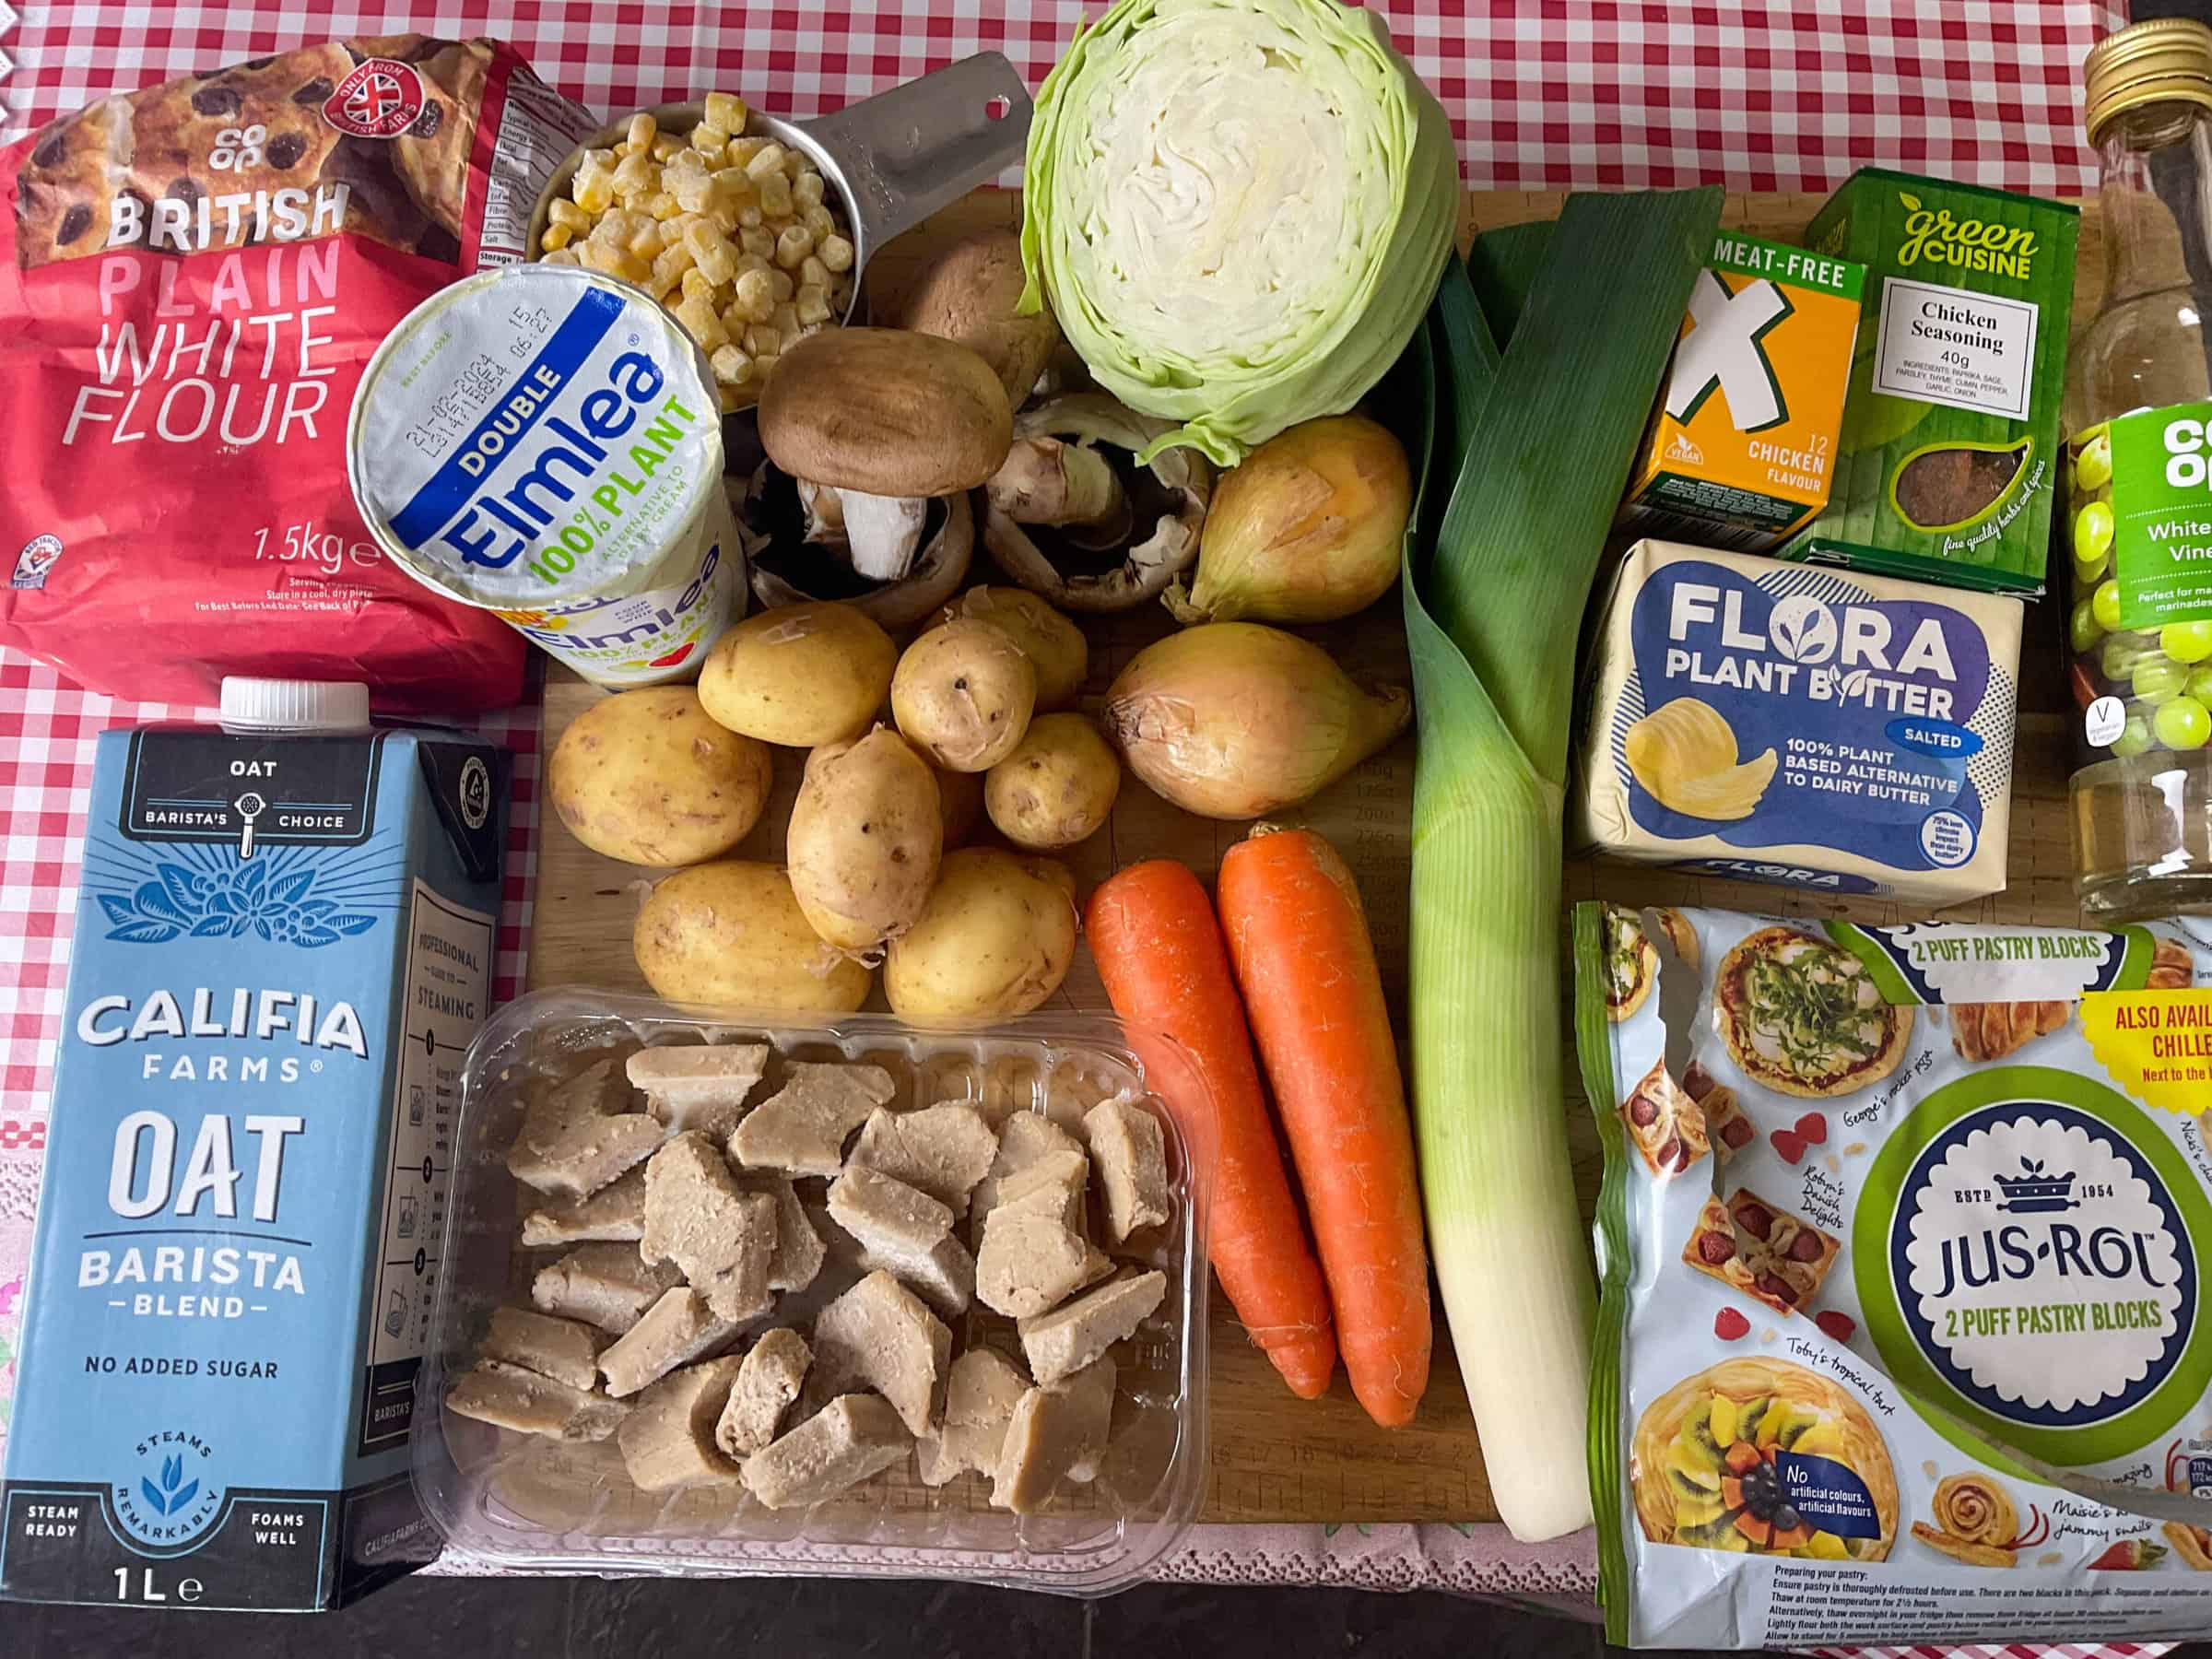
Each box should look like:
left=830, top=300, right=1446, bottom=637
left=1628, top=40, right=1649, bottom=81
left=527, top=189, right=2104, bottom=1526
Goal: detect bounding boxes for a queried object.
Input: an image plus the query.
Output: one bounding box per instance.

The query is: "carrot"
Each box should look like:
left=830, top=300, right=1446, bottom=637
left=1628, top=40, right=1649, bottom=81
left=1086, top=860, right=1337, bottom=1400
left=1216, top=825, right=1430, bottom=1428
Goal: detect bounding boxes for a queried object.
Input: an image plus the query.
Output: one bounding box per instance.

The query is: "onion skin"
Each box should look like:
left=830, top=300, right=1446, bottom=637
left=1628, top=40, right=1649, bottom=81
left=1166, top=416, right=1411, bottom=626
left=1103, top=622, right=1411, bottom=818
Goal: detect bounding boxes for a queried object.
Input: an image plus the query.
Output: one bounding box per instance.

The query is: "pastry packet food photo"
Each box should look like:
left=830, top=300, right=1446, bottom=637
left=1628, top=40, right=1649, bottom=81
left=1577, top=901, right=2212, bottom=1646
left=0, top=36, right=597, bottom=711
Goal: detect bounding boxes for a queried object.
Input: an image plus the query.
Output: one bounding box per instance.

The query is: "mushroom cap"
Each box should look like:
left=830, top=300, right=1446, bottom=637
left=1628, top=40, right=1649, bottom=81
left=759, top=328, right=1013, bottom=499
left=890, top=229, right=1063, bottom=405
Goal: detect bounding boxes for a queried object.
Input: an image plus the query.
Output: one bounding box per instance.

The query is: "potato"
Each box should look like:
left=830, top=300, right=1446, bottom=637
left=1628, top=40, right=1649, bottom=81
left=699, top=602, right=895, bottom=747
left=933, top=762, right=985, bottom=849
left=885, top=848, right=1077, bottom=1022
left=787, top=726, right=943, bottom=954
left=634, top=861, right=872, bottom=1012
left=984, top=713, right=1121, bottom=851
left=890, top=618, right=1036, bottom=771
left=956, top=587, right=1088, bottom=711
left=549, top=687, right=772, bottom=866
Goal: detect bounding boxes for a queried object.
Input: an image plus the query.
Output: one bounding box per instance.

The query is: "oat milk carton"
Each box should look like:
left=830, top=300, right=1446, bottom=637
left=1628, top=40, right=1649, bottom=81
left=0, top=680, right=508, bottom=1611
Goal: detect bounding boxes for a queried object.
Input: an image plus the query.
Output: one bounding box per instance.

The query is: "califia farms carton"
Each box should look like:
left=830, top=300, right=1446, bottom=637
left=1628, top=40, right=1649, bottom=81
left=0, top=683, right=508, bottom=1612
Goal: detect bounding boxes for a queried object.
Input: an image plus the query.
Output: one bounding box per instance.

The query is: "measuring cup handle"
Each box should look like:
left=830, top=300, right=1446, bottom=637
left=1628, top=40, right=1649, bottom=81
left=806, top=53, right=1033, bottom=256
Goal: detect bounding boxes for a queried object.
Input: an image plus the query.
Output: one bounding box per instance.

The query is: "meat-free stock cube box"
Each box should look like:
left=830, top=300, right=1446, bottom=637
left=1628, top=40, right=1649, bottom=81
left=1619, top=229, right=1865, bottom=552
left=1780, top=168, right=2078, bottom=594
left=0, top=705, right=508, bottom=1611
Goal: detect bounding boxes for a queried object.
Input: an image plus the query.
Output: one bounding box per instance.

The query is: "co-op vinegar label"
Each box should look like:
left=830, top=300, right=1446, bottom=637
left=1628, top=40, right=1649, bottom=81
left=0, top=715, right=507, bottom=1612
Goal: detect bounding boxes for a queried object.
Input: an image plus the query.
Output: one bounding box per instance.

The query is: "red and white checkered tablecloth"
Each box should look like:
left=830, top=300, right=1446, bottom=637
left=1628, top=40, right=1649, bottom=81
left=0, top=0, right=2151, bottom=1621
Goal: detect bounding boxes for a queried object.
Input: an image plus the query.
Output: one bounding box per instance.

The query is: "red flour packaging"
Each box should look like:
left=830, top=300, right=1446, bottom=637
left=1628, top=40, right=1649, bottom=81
left=0, top=37, right=598, bottom=711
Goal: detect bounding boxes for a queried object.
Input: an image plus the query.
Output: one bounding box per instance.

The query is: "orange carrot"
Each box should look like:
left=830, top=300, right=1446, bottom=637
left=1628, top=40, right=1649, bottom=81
left=1217, top=826, right=1430, bottom=1428
left=1086, top=860, right=1337, bottom=1400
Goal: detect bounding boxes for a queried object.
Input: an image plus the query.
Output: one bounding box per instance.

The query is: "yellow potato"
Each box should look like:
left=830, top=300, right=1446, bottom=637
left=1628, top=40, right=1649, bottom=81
left=891, top=618, right=1036, bottom=771
left=634, top=861, right=872, bottom=1012
left=699, top=602, right=894, bottom=747
left=984, top=713, right=1121, bottom=851
left=884, top=848, right=1077, bottom=1021
left=549, top=687, right=771, bottom=866
left=787, top=726, right=943, bottom=954
left=957, top=587, right=1088, bottom=711
left=932, top=762, right=985, bottom=849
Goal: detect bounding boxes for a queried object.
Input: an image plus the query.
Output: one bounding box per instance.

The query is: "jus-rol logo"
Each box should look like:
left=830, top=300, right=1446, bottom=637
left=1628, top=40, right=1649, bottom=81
left=112, top=1431, right=223, bottom=1548
left=1857, top=1066, right=2212, bottom=1463
left=323, top=60, right=428, bottom=140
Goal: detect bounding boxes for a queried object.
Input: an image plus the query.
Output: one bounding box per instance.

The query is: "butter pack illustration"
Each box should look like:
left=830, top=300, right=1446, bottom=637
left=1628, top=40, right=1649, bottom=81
left=0, top=689, right=508, bottom=1612
left=1620, top=229, right=1865, bottom=553
left=1574, top=540, right=2024, bottom=903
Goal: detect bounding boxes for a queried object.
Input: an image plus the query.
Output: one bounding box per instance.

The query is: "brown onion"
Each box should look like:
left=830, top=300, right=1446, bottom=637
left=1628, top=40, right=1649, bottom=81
left=1103, top=623, right=1410, bottom=818
left=1165, top=415, right=1410, bottom=626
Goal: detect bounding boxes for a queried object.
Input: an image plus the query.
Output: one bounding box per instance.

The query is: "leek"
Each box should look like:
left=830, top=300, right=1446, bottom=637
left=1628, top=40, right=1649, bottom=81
left=1403, top=191, right=1720, bottom=1542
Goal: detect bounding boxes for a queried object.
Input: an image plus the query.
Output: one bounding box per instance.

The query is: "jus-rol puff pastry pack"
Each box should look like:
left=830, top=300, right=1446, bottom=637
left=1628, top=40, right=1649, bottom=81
left=1572, top=540, right=2024, bottom=905
left=1577, top=902, right=2212, bottom=1648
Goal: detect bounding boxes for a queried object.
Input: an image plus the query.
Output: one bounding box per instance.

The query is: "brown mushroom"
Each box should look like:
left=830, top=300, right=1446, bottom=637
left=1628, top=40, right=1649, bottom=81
left=888, top=229, right=1062, bottom=406
left=981, top=394, right=1212, bottom=613
left=750, top=328, right=1010, bottom=622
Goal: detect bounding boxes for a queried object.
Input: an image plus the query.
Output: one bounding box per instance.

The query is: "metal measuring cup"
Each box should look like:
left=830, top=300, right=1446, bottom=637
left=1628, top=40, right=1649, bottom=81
left=526, top=53, right=1034, bottom=319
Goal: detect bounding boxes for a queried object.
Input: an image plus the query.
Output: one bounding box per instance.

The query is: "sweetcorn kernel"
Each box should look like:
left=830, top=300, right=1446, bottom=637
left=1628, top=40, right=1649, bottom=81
left=691, top=124, right=727, bottom=160
left=817, top=233, right=853, bottom=274
left=539, top=222, right=573, bottom=252
left=733, top=266, right=777, bottom=322
left=677, top=295, right=729, bottom=349
left=743, top=142, right=787, bottom=182
left=680, top=266, right=713, bottom=301
left=774, top=224, right=814, bottom=268
left=794, top=171, right=825, bottom=211
left=627, top=112, right=658, bottom=151
left=724, top=135, right=771, bottom=169
left=612, top=152, right=654, bottom=196
left=768, top=267, right=794, bottom=303
left=802, top=204, right=837, bottom=243
left=651, top=134, right=681, bottom=162
left=541, top=245, right=581, bottom=266
left=738, top=225, right=774, bottom=261
left=704, top=92, right=747, bottom=134
left=573, top=173, right=614, bottom=213
left=758, top=172, right=793, bottom=218
left=653, top=243, right=696, bottom=289
left=626, top=219, right=665, bottom=259
left=710, top=343, right=754, bottom=385
left=771, top=301, right=799, bottom=340
left=548, top=199, right=591, bottom=231
left=799, top=254, right=829, bottom=289
left=794, top=286, right=832, bottom=326
left=744, top=324, right=780, bottom=358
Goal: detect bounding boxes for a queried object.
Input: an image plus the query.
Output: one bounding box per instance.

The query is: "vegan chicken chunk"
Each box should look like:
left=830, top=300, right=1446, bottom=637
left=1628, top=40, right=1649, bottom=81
left=481, top=1305, right=606, bottom=1391
left=847, top=1104, right=1000, bottom=1216
left=641, top=1132, right=778, bottom=1322
left=598, top=1287, right=743, bottom=1398
left=629, top=1041, right=771, bottom=1139
left=1018, top=1270, right=1167, bottom=1387
left=530, top=1241, right=685, bottom=1335
left=716, top=1327, right=812, bottom=1458
left=616, top=1355, right=747, bottom=1491
left=447, top=1359, right=629, bottom=1441
left=520, top=1163, right=647, bottom=1246
left=917, top=1347, right=1029, bottom=1487
left=730, top=1062, right=899, bottom=1176
left=1084, top=1096, right=1171, bottom=1241
left=740, top=1394, right=912, bottom=1510
left=507, top=1053, right=666, bottom=1197
left=810, top=1269, right=951, bottom=1436
left=992, top=1355, right=1117, bottom=1512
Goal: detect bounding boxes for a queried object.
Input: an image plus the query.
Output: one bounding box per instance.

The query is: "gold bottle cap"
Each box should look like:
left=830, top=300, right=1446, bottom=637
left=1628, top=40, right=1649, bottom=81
left=2085, top=17, right=2212, bottom=145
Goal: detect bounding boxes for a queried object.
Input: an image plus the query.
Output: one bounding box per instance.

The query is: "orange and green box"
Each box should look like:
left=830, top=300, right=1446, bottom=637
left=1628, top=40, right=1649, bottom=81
left=1620, top=230, right=1865, bottom=554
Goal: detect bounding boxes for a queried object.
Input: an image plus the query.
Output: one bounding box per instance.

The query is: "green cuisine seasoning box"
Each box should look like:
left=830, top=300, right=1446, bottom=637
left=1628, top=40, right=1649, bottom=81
left=1781, top=169, right=2078, bottom=594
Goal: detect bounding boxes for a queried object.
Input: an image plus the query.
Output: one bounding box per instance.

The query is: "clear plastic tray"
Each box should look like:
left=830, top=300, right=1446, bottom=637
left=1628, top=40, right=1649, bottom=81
left=413, top=988, right=1210, bottom=1594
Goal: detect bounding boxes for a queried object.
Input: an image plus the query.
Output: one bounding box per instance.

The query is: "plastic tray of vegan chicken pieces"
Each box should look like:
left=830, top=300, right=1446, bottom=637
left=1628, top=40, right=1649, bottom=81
left=413, top=988, right=1211, bottom=1595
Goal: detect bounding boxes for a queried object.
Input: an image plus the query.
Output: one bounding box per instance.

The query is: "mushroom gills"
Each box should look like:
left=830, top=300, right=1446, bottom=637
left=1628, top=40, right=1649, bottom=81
left=987, top=439, right=1132, bottom=550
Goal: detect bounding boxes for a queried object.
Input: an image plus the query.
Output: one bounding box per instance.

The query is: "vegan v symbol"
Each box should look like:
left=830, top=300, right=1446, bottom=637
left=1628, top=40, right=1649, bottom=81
left=1666, top=270, right=1794, bottom=434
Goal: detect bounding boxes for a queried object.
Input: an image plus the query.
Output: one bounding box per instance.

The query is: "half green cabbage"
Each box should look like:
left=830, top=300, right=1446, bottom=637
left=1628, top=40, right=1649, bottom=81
left=1019, top=0, right=1459, bottom=466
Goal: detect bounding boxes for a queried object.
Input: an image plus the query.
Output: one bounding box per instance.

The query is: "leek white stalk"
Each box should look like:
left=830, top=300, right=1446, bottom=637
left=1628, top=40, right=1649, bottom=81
left=1402, top=191, right=1719, bottom=1540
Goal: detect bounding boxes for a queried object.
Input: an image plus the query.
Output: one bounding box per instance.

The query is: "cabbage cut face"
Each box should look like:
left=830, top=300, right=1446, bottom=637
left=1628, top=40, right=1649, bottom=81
left=1020, top=0, right=1458, bottom=465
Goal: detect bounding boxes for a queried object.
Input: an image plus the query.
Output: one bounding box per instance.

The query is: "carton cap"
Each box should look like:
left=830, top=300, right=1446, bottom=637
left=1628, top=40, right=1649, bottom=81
left=219, top=677, right=373, bottom=733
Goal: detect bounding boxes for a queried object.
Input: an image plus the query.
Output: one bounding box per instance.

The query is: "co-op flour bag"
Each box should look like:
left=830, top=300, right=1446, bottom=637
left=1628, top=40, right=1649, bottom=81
left=0, top=37, right=597, bottom=710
